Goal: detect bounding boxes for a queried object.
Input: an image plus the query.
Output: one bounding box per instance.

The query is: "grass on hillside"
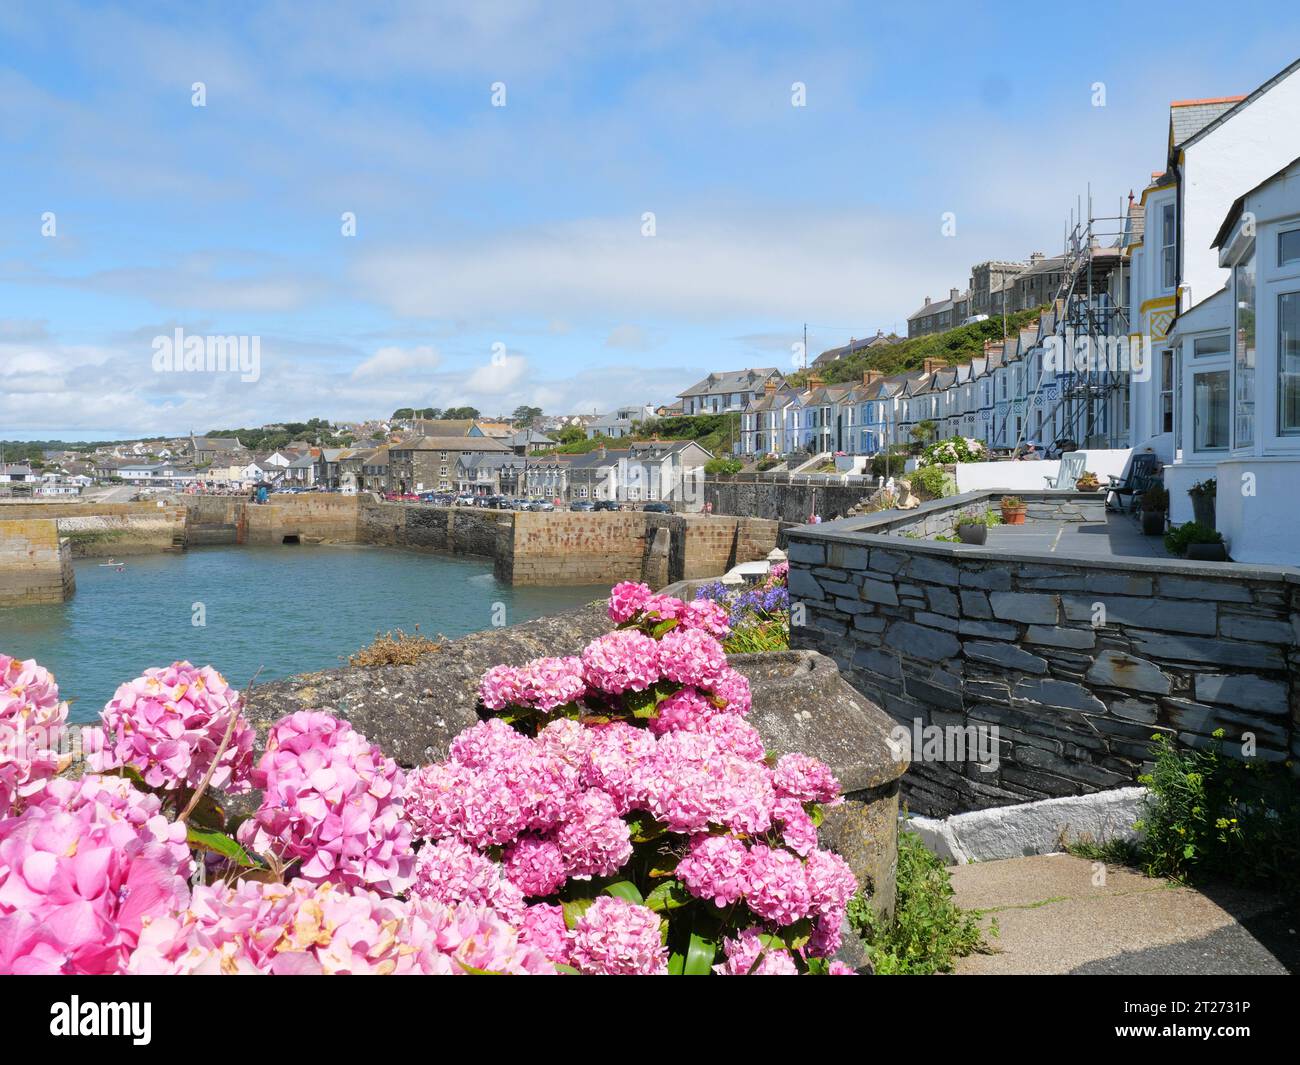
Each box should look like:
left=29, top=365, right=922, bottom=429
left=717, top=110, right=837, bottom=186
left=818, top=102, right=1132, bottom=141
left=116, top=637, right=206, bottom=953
left=790, top=306, right=1048, bottom=387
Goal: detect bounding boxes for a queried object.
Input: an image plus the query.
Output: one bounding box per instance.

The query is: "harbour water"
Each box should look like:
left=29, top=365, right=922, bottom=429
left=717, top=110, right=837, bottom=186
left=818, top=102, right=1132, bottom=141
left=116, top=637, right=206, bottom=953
left=0, top=544, right=607, bottom=722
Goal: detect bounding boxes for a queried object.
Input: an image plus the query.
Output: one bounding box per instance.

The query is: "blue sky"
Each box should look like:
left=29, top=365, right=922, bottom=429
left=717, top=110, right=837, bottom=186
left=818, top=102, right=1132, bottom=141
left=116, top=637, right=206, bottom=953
left=3, top=1, right=1298, bottom=440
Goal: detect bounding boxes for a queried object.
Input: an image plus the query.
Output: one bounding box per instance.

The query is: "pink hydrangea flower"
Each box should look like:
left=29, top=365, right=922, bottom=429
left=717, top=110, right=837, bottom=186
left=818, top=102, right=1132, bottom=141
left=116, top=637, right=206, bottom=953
left=648, top=687, right=720, bottom=736
left=641, top=593, right=685, bottom=623
left=410, top=837, right=526, bottom=920
left=555, top=789, right=632, bottom=879
left=678, top=598, right=731, bottom=639
left=772, top=797, right=819, bottom=857
left=768, top=561, right=790, bottom=584
left=518, top=902, right=571, bottom=965
left=402, top=761, right=465, bottom=842
left=676, top=834, right=749, bottom=908
left=714, top=927, right=800, bottom=975
left=447, top=717, right=530, bottom=769
left=0, top=654, right=68, bottom=813
left=636, top=731, right=775, bottom=835
left=478, top=664, right=524, bottom=711
left=517, top=656, right=587, bottom=711
left=580, top=722, right=656, bottom=813
left=238, top=711, right=413, bottom=895
left=807, top=914, right=844, bottom=959
left=772, top=753, right=840, bottom=804
left=656, top=627, right=728, bottom=688
left=827, top=959, right=857, bottom=975
left=804, top=848, right=858, bottom=919
left=501, top=835, right=568, bottom=898
left=535, top=717, right=597, bottom=767
left=607, top=581, right=653, bottom=624
left=742, top=844, right=811, bottom=926
left=88, top=661, right=254, bottom=794
left=710, top=667, right=753, bottom=716
left=569, top=896, right=667, bottom=975
left=696, top=714, right=766, bottom=762
left=129, top=879, right=553, bottom=975
left=0, top=779, right=192, bottom=974
left=580, top=630, right=661, bottom=694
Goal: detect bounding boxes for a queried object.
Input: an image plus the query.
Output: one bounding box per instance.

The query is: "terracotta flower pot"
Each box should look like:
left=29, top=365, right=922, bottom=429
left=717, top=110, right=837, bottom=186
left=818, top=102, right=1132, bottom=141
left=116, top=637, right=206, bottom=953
left=1001, top=505, right=1027, bottom=525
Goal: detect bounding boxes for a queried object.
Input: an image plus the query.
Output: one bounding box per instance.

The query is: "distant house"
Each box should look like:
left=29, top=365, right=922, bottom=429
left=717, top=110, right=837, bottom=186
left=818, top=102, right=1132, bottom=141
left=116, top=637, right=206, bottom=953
left=388, top=436, right=510, bottom=494
left=188, top=433, right=243, bottom=464
left=283, top=454, right=317, bottom=485
left=585, top=416, right=633, bottom=439
left=810, top=331, right=900, bottom=368
left=677, top=368, right=784, bottom=416
left=508, top=429, right=556, bottom=454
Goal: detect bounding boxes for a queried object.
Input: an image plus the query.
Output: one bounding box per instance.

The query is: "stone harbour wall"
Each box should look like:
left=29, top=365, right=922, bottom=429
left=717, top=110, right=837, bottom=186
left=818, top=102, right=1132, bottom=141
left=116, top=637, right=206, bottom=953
left=786, top=503, right=1300, bottom=817
left=704, top=475, right=879, bottom=523
left=0, top=519, right=76, bottom=605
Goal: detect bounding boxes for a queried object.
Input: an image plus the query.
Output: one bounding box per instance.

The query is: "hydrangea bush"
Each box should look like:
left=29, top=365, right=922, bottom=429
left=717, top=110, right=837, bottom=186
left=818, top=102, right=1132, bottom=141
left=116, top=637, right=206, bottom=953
left=917, top=436, right=986, bottom=467
left=0, top=579, right=860, bottom=975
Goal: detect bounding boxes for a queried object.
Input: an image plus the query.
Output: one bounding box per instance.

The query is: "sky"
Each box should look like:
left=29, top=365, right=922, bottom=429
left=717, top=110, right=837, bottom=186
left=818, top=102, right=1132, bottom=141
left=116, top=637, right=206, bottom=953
left=2, top=1, right=1299, bottom=441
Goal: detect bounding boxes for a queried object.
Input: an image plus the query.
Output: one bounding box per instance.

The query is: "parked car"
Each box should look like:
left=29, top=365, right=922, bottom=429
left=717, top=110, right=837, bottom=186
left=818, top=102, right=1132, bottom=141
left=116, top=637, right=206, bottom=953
left=569, top=500, right=595, bottom=512
left=511, top=498, right=530, bottom=510
left=592, top=499, right=620, bottom=512
left=528, top=500, right=555, bottom=512
left=642, top=501, right=672, bottom=513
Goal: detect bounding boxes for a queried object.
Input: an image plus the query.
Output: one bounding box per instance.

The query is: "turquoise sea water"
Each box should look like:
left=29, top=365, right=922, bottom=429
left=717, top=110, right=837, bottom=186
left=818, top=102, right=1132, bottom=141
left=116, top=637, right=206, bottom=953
left=0, top=545, right=606, bottom=723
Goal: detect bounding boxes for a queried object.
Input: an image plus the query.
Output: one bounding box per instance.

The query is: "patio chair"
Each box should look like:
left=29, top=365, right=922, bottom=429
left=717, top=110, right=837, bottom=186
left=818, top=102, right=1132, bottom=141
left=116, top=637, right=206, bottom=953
left=1105, top=453, right=1162, bottom=512
left=1044, top=452, right=1087, bottom=490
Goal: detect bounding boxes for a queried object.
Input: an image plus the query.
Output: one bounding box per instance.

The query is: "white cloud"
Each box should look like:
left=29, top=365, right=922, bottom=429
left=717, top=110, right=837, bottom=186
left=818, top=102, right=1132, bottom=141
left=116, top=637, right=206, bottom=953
left=464, top=353, right=529, bottom=395
left=351, top=344, right=441, bottom=380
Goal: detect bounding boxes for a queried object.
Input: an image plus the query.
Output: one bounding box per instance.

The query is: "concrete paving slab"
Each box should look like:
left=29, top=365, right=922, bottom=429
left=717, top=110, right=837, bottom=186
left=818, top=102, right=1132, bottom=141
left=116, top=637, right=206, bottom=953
left=949, top=854, right=1295, bottom=975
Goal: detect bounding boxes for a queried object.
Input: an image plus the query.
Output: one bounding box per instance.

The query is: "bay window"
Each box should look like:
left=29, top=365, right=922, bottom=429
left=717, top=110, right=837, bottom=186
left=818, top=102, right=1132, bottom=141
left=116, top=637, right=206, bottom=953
left=1280, top=291, right=1300, bottom=436
left=1233, top=250, right=1256, bottom=447
left=1193, top=370, right=1229, bottom=451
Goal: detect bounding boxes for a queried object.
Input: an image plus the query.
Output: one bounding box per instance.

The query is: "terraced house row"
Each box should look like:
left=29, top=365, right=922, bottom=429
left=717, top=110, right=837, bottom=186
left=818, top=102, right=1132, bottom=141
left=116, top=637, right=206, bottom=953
left=738, top=58, right=1300, bottom=566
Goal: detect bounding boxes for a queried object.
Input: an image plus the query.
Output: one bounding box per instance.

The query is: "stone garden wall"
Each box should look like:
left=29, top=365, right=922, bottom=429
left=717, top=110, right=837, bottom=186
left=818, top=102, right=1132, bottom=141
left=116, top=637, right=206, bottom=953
left=786, top=495, right=1300, bottom=817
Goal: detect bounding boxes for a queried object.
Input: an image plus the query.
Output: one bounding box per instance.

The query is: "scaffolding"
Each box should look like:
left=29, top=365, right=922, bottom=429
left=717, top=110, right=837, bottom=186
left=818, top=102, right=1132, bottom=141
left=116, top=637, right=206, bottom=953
left=1014, top=192, right=1135, bottom=453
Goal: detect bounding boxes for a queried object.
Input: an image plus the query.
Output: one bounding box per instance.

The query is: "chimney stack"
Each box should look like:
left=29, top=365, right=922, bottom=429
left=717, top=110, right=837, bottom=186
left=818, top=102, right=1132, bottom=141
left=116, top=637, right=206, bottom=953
left=808, top=373, right=825, bottom=388
left=923, top=296, right=932, bottom=307
left=922, top=357, right=945, bottom=375
left=862, top=370, right=883, bottom=386
left=764, top=379, right=778, bottom=394
left=950, top=287, right=959, bottom=302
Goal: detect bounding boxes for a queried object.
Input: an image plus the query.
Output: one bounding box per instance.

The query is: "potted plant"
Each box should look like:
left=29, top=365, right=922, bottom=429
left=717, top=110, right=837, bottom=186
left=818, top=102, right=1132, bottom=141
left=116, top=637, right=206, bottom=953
left=955, top=513, right=987, bottom=545
left=999, top=495, right=1027, bottom=525
left=1164, top=520, right=1227, bottom=560
left=1075, top=471, right=1101, bottom=492
left=1188, top=478, right=1217, bottom=528
left=1139, top=485, right=1168, bottom=536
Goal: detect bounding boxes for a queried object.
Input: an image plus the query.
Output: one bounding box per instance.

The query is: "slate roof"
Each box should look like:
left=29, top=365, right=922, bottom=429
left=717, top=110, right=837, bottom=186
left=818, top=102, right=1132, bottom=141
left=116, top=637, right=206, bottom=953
left=678, top=368, right=782, bottom=398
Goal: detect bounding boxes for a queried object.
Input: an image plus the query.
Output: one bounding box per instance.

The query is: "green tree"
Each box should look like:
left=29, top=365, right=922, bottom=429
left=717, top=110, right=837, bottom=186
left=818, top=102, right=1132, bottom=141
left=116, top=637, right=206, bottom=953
left=443, top=406, right=481, bottom=420
left=512, top=405, right=543, bottom=426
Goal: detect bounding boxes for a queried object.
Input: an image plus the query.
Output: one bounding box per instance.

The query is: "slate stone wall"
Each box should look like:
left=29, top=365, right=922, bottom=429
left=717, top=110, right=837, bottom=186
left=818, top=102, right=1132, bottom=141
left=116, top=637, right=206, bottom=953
left=786, top=494, right=1300, bottom=817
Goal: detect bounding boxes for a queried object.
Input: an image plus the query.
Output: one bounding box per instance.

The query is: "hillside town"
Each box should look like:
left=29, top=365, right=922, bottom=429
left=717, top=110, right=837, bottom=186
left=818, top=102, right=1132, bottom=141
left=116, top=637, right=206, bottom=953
left=8, top=60, right=1298, bottom=568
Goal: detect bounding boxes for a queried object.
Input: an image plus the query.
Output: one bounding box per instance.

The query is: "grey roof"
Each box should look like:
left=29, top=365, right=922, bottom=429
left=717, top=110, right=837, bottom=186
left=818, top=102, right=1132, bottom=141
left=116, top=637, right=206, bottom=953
left=908, top=291, right=969, bottom=321
left=1175, top=59, right=1300, bottom=153
left=192, top=436, right=241, bottom=450
left=678, top=368, right=781, bottom=398
left=392, top=435, right=510, bottom=452
left=1170, top=99, right=1243, bottom=147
